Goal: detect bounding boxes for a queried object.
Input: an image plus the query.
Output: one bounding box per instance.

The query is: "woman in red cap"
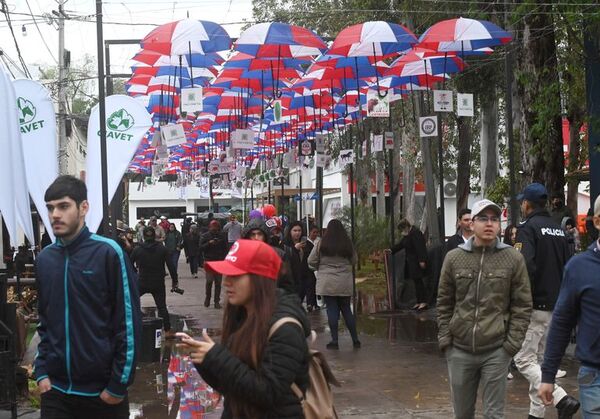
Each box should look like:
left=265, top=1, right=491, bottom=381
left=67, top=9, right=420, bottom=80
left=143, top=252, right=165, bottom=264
left=177, top=239, right=310, bottom=419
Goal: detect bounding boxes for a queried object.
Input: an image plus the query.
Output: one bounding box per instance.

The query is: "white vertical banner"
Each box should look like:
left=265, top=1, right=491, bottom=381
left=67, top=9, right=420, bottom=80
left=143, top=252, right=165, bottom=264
left=13, top=79, right=58, bottom=240
left=371, top=134, right=384, bottom=152
left=86, top=95, right=152, bottom=233
left=0, top=68, right=35, bottom=246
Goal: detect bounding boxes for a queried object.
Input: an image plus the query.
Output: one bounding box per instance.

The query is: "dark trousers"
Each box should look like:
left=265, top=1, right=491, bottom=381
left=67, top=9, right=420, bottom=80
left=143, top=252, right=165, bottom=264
left=205, top=270, right=222, bottom=305
left=305, top=273, right=317, bottom=307
left=140, top=282, right=171, bottom=331
left=170, top=250, right=180, bottom=276
left=189, top=255, right=199, bottom=275
left=41, top=389, right=129, bottom=419
left=413, top=277, right=426, bottom=304
left=323, top=296, right=359, bottom=343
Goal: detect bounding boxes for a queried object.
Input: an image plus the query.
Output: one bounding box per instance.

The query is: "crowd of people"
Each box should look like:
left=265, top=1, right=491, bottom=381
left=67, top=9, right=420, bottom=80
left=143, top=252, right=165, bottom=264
left=26, top=174, right=600, bottom=418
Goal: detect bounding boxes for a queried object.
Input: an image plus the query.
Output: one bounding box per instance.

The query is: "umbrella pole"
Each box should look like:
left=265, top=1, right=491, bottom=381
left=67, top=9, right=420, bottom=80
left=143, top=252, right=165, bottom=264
left=188, top=42, right=194, bottom=88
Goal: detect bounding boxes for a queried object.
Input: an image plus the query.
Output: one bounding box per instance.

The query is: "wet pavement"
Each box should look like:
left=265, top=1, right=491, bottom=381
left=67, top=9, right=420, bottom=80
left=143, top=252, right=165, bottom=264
left=128, top=261, right=582, bottom=418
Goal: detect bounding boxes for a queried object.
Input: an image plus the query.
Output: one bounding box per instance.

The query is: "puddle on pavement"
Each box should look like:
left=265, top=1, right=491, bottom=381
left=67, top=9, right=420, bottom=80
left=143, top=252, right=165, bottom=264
left=129, top=339, right=224, bottom=418
left=357, top=312, right=439, bottom=343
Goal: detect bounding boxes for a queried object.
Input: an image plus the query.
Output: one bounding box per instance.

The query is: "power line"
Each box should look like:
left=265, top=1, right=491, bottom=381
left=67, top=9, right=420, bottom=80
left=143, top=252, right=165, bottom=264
left=0, top=0, right=32, bottom=77
left=23, top=0, right=58, bottom=63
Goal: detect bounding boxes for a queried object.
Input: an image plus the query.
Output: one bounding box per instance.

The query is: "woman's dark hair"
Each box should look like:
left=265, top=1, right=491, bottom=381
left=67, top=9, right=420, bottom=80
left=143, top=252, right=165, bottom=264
left=320, top=219, right=353, bottom=260
left=284, top=221, right=304, bottom=244
left=503, top=224, right=517, bottom=245
left=221, top=275, right=278, bottom=418
left=397, top=218, right=411, bottom=231
left=44, top=175, right=87, bottom=205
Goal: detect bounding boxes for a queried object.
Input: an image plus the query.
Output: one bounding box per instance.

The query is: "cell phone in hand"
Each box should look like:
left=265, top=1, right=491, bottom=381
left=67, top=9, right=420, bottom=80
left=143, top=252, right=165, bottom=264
left=301, top=236, right=308, bottom=243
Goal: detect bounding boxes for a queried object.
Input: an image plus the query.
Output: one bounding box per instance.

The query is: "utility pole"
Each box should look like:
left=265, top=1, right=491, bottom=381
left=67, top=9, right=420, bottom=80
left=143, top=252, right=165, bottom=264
left=56, top=0, right=68, bottom=175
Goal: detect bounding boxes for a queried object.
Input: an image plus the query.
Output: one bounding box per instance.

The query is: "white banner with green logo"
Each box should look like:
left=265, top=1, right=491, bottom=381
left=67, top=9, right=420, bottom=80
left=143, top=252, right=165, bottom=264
left=86, top=95, right=152, bottom=232
left=0, top=68, right=35, bottom=246
left=13, top=79, right=58, bottom=240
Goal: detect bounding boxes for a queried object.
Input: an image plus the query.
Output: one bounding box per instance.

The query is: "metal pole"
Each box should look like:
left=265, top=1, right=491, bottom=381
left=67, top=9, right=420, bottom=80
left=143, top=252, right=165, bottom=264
left=96, top=0, right=110, bottom=236
left=505, top=2, right=518, bottom=223
left=57, top=0, right=67, bottom=175
left=437, top=114, right=445, bottom=239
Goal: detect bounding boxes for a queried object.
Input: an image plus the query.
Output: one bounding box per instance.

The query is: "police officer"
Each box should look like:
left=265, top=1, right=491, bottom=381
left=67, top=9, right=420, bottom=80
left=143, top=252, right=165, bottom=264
left=513, top=183, right=579, bottom=419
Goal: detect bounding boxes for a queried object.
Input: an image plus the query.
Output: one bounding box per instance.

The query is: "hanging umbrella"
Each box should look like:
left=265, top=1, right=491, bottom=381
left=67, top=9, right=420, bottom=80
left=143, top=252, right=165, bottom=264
left=418, top=17, right=512, bottom=54
left=141, top=19, right=231, bottom=55
left=328, top=21, right=417, bottom=57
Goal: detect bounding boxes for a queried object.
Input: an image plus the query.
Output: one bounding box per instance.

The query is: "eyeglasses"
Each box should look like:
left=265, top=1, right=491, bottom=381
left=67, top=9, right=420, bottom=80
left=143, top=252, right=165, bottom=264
left=474, top=215, right=500, bottom=223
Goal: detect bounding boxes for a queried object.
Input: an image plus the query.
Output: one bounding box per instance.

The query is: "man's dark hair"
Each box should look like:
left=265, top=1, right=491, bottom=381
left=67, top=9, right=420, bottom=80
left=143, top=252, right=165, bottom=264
left=44, top=175, right=87, bottom=205
left=143, top=226, right=156, bottom=241
left=458, top=208, right=471, bottom=219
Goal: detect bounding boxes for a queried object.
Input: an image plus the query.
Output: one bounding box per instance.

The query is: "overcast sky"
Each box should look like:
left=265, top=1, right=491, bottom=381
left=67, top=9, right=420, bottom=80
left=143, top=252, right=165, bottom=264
left=1, top=0, right=253, bottom=78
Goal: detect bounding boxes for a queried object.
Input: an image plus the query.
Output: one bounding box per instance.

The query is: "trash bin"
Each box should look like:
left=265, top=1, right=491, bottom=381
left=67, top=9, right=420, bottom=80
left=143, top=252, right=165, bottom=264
left=140, top=317, right=163, bottom=362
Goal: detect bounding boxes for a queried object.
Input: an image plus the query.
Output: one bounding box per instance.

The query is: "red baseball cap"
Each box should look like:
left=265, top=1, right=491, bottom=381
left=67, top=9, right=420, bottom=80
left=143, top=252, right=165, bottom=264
left=204, top=239, right=281, bottom=281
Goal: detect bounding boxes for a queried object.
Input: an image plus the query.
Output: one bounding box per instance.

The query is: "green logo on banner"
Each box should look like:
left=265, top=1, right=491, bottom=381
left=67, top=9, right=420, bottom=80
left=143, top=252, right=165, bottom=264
left=107, top=108, right=135, bottom=131
left=100, top=108, right=136, bottom=141
left=17, top=97, right=45, bottom=133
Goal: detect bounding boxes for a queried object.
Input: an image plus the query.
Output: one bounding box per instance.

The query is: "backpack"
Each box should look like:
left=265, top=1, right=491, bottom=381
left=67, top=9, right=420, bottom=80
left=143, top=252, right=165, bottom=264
left=268, top=317, right=341, bottom=419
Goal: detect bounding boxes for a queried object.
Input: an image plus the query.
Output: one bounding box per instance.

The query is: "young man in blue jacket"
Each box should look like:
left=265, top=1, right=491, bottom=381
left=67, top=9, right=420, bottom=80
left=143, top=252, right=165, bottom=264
left=540, top=194, right=600, bottom=417
left=34, top=175, right=141, bottom=418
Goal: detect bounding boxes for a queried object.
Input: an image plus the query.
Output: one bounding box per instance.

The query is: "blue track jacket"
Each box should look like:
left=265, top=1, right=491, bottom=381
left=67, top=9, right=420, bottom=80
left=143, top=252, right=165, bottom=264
left=34, top=226, right=141, bottom=397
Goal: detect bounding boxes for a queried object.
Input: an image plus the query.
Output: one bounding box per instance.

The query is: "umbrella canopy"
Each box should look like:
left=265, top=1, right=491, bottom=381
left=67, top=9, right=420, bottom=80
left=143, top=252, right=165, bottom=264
left=141, top=19, right=231, bottom=55
left=418, top=17, right=512, bottom=53
left=235, top=22, right=327, bottom=58
left=328, top=21, right=418, bottom=57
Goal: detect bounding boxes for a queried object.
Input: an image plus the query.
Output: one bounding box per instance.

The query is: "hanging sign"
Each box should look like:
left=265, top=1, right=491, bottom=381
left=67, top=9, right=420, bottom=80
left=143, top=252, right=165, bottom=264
left=366, top=90, right=390, bottom=117
left=384, top=131, right=394, bottom=150
left=231, top=129, right=255, bottom=149
left=181, top=87, right=203, bottom=113
left=371, top=134, right=384, bottom=152
left=156, top=144, right=169, bottom=159
left=339, top=149, right=354, bottom=166
left=433, top=90, right=454, bottom=112
left=272, top=100, right=283, bottom=123
left=457, top=93, right=474, bottom=117
left=316, top=153, right=331, bottom=168
left=300, top=140, right=313, bottom=156
left=251, top=158, right=259, bottom=170
left=161, top=123, right=186, bottom=147
left=234, top=165, right=247, bottom=179
left=315, top=134, right=326, bottom=153
left=419, top=116, right=438, bottom=137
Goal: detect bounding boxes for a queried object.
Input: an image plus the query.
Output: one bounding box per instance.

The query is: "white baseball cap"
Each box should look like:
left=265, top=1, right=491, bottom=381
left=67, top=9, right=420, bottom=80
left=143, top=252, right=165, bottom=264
left=471, top=199, right=502, bottom=218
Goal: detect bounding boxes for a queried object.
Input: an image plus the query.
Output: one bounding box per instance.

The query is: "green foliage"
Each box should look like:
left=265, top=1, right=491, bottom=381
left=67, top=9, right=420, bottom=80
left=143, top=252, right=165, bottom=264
left=334, top=204, right=391, bottom=261
left=485, top=175, right=510, bottom=206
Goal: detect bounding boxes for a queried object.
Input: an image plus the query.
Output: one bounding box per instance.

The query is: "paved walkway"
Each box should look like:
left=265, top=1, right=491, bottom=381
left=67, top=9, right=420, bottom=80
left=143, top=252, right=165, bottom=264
left=132, top=260, right=581, bottom=418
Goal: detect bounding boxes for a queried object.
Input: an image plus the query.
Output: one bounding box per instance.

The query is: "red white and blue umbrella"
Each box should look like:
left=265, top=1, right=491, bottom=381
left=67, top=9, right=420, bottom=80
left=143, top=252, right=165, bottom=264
left=328, top=21, right=418, bottom=57
left=235, top=22, right=327, bottom=58
left=418, top=17, right=512, bottom=54
left=141, top=19, right=231, bottom=55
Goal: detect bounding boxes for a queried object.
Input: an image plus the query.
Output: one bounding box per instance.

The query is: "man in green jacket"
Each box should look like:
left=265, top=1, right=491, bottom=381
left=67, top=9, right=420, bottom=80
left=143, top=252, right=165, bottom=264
left=437, top=199, right=532, bottom=419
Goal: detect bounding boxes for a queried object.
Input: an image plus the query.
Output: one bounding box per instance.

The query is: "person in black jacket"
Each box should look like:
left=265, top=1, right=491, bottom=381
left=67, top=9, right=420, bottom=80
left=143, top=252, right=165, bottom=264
left=131, top=226, right=179, bottom=336
left=199, top=220, right=228, bottom=308
left=284, top=221, right=305, bottom=297
left=391, top=219, right=429, bottom=311
left=512, top=183, right=580, bottom=419
left=177, top=239, right=310, bottom=419
left=184, top=224, right=201, bottom=278
left=445, top=208, right=473, bottom=253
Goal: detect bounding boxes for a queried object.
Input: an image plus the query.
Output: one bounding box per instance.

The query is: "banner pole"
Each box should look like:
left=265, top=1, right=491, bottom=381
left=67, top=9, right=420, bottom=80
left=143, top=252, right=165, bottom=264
left=96, top=0, right=110, bottom=236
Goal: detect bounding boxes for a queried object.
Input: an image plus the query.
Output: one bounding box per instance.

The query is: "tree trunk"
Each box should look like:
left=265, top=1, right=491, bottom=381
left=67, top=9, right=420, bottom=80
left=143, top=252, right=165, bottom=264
left=480, top=96, right=499, bottom=197
left=456, top=117, right=473, bottom=213
left=401, top=128, right=416, bottom=224
left=356, top=123, right=372, bottom=207
left=566, top=113, right=584, bottom=216
left=517, top=7, right=564, bottom=197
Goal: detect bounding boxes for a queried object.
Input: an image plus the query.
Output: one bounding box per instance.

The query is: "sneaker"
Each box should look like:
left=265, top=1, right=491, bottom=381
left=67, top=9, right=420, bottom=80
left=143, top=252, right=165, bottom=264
left=194, top=274, right=198, bottom=279
left=214, top=303, right=221, bottom=309
left=507, top=372, right=513, bottom=380
left=326, top=341, right=339, bottom=350
left=353, top=341, right=361, bottom=349
left=556, top=395, right=580, bottom=419
left=556, top=369, right=567, bottom=379
left=204, top=299, right=210, bottom=308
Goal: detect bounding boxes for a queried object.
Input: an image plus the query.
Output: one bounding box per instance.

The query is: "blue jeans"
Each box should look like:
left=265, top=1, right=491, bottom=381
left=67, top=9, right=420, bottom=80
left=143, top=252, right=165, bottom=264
left=170, top=250, right=180, bottom=276
left=578, top=366, right=600, bottom=417
left=323, top=296, right=358, bottom=344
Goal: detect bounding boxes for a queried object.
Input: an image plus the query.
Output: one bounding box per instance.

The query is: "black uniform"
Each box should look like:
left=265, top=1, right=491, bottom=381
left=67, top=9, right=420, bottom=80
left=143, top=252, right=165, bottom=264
left=515, top=209, right=571, bottom=311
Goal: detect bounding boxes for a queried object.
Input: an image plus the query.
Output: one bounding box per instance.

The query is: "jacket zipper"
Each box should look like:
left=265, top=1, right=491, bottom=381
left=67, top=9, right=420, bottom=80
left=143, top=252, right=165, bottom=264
left=472, top=248, right=485, bottom=352
left=64, top=249, right=73, bottom=391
